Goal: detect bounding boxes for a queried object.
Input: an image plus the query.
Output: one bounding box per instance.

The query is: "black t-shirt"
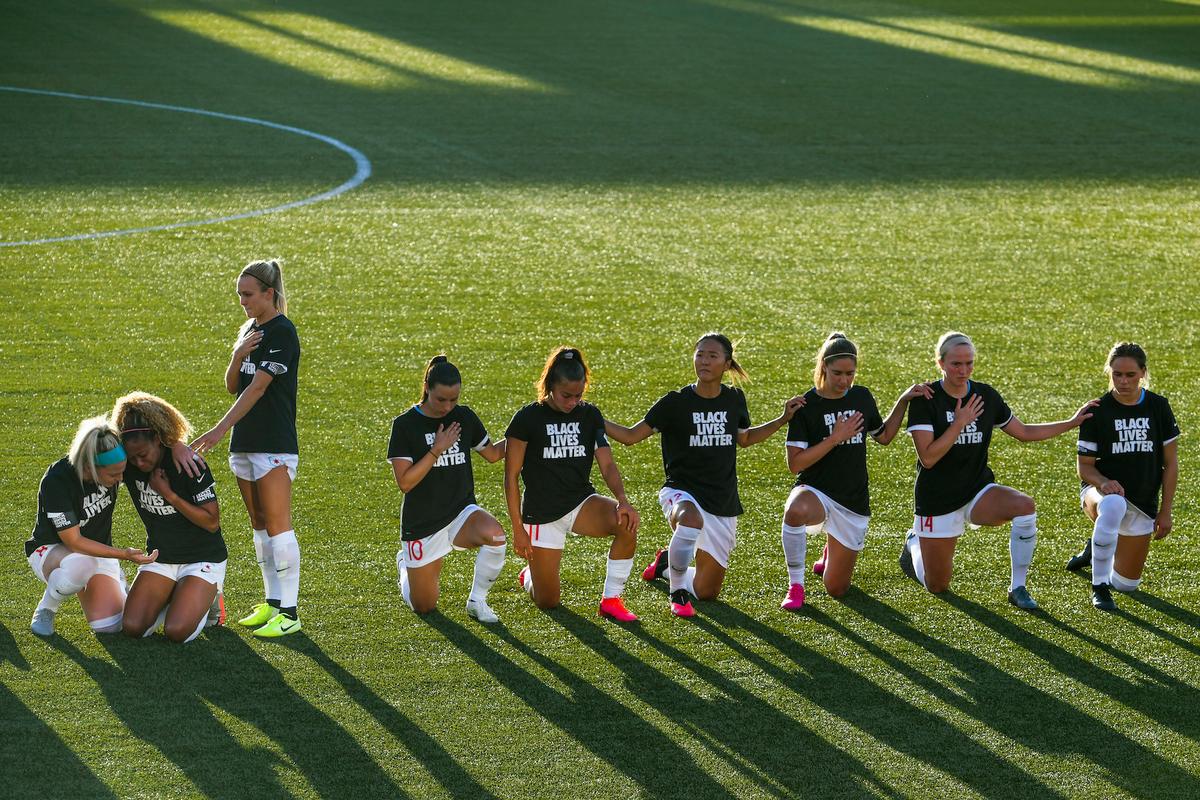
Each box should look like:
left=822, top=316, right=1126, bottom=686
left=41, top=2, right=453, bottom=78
left=26, top=458, right=119, bottom=556
left=786, top=386, right=884, bottom=516
left=123, top=457, right=227, bottom=564
left=645, top=385, right=751, bottom=517
left=387, top=405, right=490, bottom=540
left=1078, top=390, right=1180, bottom=518
left=505, top=401, right=607, bottom=524
left=230, top=314, right=300, bottom=455
left=906, top=380, right=1013, bottom=516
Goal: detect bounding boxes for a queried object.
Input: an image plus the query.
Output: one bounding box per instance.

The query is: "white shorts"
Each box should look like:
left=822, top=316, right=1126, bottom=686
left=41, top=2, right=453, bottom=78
left=525, top=495, right=599, bottom=550
left=137, top=559, right=227, bottom=587
left=791, top=485, right=870, bottom=552
left=26, top=544, right=125, bottom=587
left=913, top=483, right=996, bottom=539
left=1080, top=486, right=1155, bottom=536
left=229, top=452, right=298, bottom=482
left=659, top=488, right=738, bottom=568
left=401, top=504, right=483, bottom=568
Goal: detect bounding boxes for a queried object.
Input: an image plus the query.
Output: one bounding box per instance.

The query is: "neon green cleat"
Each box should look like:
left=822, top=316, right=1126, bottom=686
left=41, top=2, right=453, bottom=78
left=251, top=613, right=302, bottom=638
left=237, top=602, right=278, bottom=628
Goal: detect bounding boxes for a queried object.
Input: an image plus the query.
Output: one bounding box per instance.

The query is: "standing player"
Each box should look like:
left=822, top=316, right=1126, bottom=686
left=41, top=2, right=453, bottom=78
left=388, top=356, right=508, bottom=623
left=113, top=393, right=228, bottom=643
left=26, top=417, right=157, bottom=636
left=900, top=331, right=1095, bottom=609
left=192, top=259, right=302, bottom=638
left=779, top=333, right=932, bottom=609
left=505, top=347, right=641, bottom=622
left=1066, top=343, right=1179, bottom=610
left=605, top=333, right=802, bottom=618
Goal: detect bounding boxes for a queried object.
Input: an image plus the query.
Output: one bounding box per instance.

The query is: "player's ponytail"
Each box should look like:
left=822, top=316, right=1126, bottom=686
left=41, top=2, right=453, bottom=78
left=696, top=332, right=748, bottom=383
left=814, top=332, right=858, bottom=390
left=422, top=355, right=462, bottom=402
left=1105, top=342, right=1150, bottom=389
left=112, top=392, right=192, bottom=447
left=537, top=346, right=589, bottom=403
left=68, top=415, right=123, bottom=486
left=241, top=259, right=287, bottom=315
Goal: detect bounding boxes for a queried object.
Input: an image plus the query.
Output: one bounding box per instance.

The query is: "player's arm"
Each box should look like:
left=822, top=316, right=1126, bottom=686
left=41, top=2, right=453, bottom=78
left=393, top=423, right=462, bottom=493
left=1003, top=400, right=1097, bottom=443
left=787, top=413, right=864, bottom=473
left=739, top=396, right=804, bottom=448
left=192, top=369, right=273, bottom=454
left=224, top=327, right=263, bottom=395
left=477, top=438, right=506, bottom=463
left=594, top=447, right=639, bottom=535
left=604, top=419, right=655, bottom=446
left=911, top=394, right=983, bottom=468
left=877, top=384, right=933, bottom=446
left=504, top=437, right=530, bottom=558
left=59, top=525, right=158, bottom=564
left=149, top=469, right=220, bottom=532
left=1077, top=455, right=1122, bottom=496
left=1156, top=440, right=1178, bottom=539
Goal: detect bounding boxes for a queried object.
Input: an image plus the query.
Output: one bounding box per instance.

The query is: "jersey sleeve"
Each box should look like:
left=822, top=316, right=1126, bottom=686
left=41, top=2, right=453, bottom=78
left=505, top=405, right=532, bottom=442
left=864, top=389, right=884, bottom=436
left=41, top=469, right=81, bottom=531
left=785, top=409, right=811, bottom=449
left=591, top=405, right=610, bottom=449
left=387, top=417, right=412, bottom=461
left=1160, top=396, right=1181, bottom=445
left=907, top=394, right=933, bottom=433
left=644, top=392, right=674, bottom=432
left=990, top=386, right=1014, bottom=428
left=184, top=463, right=218, bottom=505
left=1077, top=408, right=1100, bottom=456
left=735, top=388, right=751, bottom=430
left=256, top=324, right=298, bottom=378
left=465, top=408, right=490, bottom=452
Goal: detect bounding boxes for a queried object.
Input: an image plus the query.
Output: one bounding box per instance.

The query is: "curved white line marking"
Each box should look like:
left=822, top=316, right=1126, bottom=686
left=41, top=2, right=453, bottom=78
left=0, top=86, right=372, bottom=247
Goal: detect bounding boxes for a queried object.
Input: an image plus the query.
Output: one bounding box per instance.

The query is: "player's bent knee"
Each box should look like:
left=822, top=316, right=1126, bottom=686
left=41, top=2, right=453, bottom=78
left=925, top=576, right=951, bottom=594
left=164, top=620, right=194, bottom=643
left=783, top=508, right=807, bottom=528
left=824, top=577, right=850, bottom=598
left=89, top=613, right=124, bottom=634
left=1014, top=494, right=1036, bottom=517
left=534, top=593, right=560, bottom=610
left=676, top=508, right=704, bottom=530
left=122, top=620, right=149, bottom=638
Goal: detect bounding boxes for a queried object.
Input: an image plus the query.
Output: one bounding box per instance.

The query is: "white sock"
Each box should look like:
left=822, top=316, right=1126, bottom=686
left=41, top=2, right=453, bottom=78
left=253, top=528, right=280, bottom=602
left=38, top=553, right=100, bottom=612
left=668, top=525, right=701, bottom=593
left=89, top=612, right=123, bottom=634
left=1009, top=513, right=1037, bottom=591
left=1111, top=569, right=1142, bottom=593
left=470, top=545, right=506, bottom=602
left=1091, top=495, right=1125, bottom=586
left=602, top=557, right=634, bottom=599
left=682, top=566, right=696, bottom=597
left=908, top=534, right=927, bottom=588
left=143, top=606, right=168, bottom=638
left=270, top=531, right=301, bottom=609
left=781, top=523, right=808, bottom=585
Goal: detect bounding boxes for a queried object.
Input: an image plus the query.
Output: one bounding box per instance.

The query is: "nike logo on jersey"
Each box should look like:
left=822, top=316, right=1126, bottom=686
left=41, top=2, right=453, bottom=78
left=269, top=348, right=281, bottom=353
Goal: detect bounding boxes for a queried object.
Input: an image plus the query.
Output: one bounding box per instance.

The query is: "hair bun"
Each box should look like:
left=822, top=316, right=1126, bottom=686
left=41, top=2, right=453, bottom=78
left=430, top=355, right=449, bottom=365
left=828, top=332, right=847, bottom=341
left=563, top=351, right=574, bottom=359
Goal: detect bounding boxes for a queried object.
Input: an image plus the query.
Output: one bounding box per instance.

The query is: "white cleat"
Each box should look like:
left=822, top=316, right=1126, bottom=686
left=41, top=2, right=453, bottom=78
left=466, top=598, right=499, bottom=624
left=31, top=608, right=57, bottom=636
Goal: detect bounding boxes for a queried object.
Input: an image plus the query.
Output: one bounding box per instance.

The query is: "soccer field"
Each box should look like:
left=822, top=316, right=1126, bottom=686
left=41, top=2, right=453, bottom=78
left=2, top=1, right=1199, bottom=797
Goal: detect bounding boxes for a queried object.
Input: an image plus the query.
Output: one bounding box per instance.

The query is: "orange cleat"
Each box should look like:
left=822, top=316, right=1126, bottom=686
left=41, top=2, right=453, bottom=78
left=599, top=596, right=639, bottom=622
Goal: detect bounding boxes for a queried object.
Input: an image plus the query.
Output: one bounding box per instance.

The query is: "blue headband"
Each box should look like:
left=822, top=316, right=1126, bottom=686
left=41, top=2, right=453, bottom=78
left=94, top=444, right=127, bottom=466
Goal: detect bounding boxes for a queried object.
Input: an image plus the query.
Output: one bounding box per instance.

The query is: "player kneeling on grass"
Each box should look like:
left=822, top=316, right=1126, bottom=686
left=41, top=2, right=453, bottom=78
left=505, top=347, right=641, bottom=622
left=1065, top=343, right=1179, bottom=611
left=26, top=417, right=158, bottom=636
left=605, top=333, right=801, bottom=618
left=900, top=331, right=1096, bottom=610
left=388, top=356, right=508, bottom=623
left=114, top=393, right=229, bottom=643
left=779, top=333, right=930, bottom=609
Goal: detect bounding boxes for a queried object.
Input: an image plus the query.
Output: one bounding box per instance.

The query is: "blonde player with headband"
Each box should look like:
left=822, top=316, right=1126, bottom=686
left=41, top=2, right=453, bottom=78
left=192, top=259, right=303, bottom=637
left=900, top=331, right=1095, bottom=609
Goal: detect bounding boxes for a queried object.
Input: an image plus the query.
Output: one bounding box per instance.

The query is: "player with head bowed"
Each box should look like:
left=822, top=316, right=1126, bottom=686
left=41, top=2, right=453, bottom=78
left=778, top=333, right=932, bottom=609
left=192, top=258, right=303, bottom=637
left=388, top=356, right=508, bottom=622
left=113, top=393, right=228, bottom=643
left=900, top=331, right=1096, bottom=609
left=605, top=332, right=803, bottom=618
left=505, top=346, right=641, bottom=621
left=1066, top=343, right=1179, bottom=610
left=26, top=417, right=158, bottom=636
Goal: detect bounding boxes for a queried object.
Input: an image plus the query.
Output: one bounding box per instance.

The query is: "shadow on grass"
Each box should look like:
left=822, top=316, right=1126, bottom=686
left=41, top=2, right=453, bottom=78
left=423, top=610, right=730, bottom=800
left=48, top=629, right=405, bottom=799
left=0, top=621, right=29, bottom=669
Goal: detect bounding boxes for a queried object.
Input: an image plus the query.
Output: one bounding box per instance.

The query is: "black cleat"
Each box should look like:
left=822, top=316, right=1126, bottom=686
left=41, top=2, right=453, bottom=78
left=898, top=534, right=918, bottom=583
left=1091, top=583, right=1117, bottom=611
left=1066, top=539, right=1092, bottom=572
left=1007, top=586, right=1039, bottom=610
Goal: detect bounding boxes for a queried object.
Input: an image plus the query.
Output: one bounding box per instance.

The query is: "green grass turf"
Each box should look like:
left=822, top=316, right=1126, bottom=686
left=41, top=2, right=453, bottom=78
left=2, top=0, right=1199, bottom=797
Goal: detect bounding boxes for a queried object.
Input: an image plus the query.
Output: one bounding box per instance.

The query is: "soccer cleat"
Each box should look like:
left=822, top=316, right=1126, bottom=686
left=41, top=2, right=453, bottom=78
left=1091, top=583, right=1117, bottom=611
left=30, top=608, right=56, bottom=636
left=1007, top=586, right=1039, bottom=611
left=237, top=602, right=278, bottom=628
left=205, top=593, right=226, bottom=628
left=252, top=613, right=302, bottom=638
left=1065, top=540, right=1092, bottom=572
left=641, top=549, right=668, bottom=582
left=780, top=583, right=806, bottom=612
left=467, top=598, right=499, bottom=624
left=898, top=535, right=918, bottom=583
left=812, top=543, right=828, bottom=577
left=598, top=596, right=638, bottom=622
left=669, top=589, right=696, bottom=618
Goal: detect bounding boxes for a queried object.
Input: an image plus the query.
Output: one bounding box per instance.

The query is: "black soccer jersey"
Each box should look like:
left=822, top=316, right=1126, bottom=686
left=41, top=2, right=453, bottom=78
left=123, top=457, right=227, bottom=564
left=786, top=386, right=884, bottom=516
left=645, top=384, right=751, bottom=518
left=25, top=458, right=119, bottom=556
left=506, top=401, right=607, bottom=525
left=388, top=405, right=490, bottom=541
left=1078, top=390, right=1180, bottom=518
left=906, top=380, right=1013, bottom=516
left=230, top=314, right=300, bottom=455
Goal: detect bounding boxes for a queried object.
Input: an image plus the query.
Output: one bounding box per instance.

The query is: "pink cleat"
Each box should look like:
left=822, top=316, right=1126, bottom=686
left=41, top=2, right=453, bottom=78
left=780, top=583, right=806, bottom=612
left=641, top=548, right=667, bottom=582
left=669, top=589, right=696, bottom=618
left=812, top=544, right=828, bottom=577
left=599, top=597, right=639, bottom=622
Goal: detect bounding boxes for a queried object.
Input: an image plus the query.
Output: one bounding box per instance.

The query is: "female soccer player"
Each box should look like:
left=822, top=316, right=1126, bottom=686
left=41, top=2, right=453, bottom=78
left=779, top=333, right=932, bottom=609
left=388, top=356, right=507, bottom=623
left=114, top=393, right=228, bottom=643
left=25, top=416, right=157, bottom=636
left=900, top=331, right=1095, bottom=609
left=1066, top=343, right=1179, bottom=610
left=605, top=333, right=802, bottom=618
left=505, top=347, right=641, bottom=622
left=192, top=259, right=302, bottom=638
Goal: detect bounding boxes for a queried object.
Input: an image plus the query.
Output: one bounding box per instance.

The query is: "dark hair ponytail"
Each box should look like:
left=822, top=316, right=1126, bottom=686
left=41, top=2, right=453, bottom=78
left=537, top=346, right=589, bottom=403
left=421, top=355, right=462, bottom=402
left=695, top=332, right=748, bottom=383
